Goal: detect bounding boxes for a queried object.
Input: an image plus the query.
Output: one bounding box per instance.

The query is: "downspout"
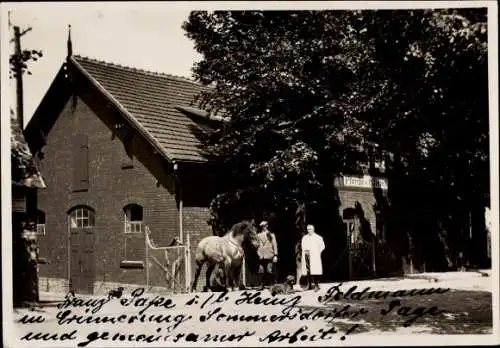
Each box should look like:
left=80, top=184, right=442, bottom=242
left=173, top=161, right=183, bottom=244
left=173, top=161, right=190, bottom=291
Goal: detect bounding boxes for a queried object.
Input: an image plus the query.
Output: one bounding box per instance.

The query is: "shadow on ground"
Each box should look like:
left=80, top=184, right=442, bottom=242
left=299, top=290, right=492, bottom=335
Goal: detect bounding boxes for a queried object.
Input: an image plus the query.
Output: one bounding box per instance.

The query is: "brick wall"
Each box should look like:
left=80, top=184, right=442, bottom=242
left=36, top=89, right=180, bottom=293
left=38, top=277, right=69, bottom=294
left=337, top=187, right=379, bottom=236
left=183, top=206, right=213, bottom=291
left=332, top=185, right=391, bottom=279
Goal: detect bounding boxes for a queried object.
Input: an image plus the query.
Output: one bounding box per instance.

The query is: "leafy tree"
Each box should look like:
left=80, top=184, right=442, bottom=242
left=9, top=48, right=43, bottom=79
left=184, top=11, right=369, bottom=221
left=183, top=9, right=489, bottom=276
left=360, top=9, right=489, bottom=269
left=10, top=35, right=44, bottom=307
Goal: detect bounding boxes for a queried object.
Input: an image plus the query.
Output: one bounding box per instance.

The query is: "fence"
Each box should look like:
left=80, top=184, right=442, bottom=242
left=145, top=226, right=190, bottom=293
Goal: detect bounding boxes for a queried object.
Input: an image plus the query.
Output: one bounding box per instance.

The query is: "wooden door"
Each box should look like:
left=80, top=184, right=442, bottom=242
left=69, top=207, right=95, bottom=294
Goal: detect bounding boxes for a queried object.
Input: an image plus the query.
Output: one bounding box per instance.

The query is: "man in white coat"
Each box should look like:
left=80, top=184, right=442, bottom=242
left=301, top=224, right=325, bottom=291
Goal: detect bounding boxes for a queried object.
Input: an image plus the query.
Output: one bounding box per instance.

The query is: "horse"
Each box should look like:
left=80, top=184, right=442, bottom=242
left=191, top=220, right=260, bottom=292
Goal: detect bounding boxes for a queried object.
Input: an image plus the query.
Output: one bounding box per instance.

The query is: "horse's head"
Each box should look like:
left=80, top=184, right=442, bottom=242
left=245, top=220, right=261, bottom=250
left=230, top=220, right=260, bottom=248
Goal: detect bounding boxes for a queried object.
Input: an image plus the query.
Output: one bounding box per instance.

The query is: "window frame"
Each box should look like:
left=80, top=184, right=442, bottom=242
left=123, top=204, right=144, bottom=234
left=69, top=206, right=95, bottom=229
left=36, top=223, right=46, bottom=235
left=35, top=209, right=46, bottom=236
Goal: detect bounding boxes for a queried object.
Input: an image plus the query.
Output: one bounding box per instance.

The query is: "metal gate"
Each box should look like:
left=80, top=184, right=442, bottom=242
left=145, top=226, right=190, bottom=293
left=345, top=219, right=376, bottom=279
left=329, top=218, right=376, bottom=280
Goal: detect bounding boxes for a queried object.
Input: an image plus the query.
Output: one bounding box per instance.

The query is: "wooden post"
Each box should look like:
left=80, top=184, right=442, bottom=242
left=347, top=220, right=354, bottom=280
left=348, top=248, right=353, bottom=280
left=372, top=236, right=377, bottom=277
left=185, top=232, right=191, bottom=292
left=242, top=257, right=246, bottom=287
left=12, top=25, right=32, bottom=129
left=13, top=26, right=24, bottom=129
left=145, top=227, right=149, bottom=289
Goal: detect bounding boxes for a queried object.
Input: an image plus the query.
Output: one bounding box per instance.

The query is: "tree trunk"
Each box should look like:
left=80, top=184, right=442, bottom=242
left=295, top=202, right=306, bottom=284
left=13, top=216, right=39, bottom=307
left=436, top=221, right=454, bottom=270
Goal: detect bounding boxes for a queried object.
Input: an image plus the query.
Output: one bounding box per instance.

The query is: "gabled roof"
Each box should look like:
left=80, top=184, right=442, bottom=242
left=70, top=55, right=216, bottom=163
left=27, top=54, right=221, bottom=164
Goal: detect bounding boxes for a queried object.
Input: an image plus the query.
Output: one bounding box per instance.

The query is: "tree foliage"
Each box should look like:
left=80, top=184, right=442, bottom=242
left=183, top=9, right=489, bottom=270
left=10, top=31, right=45, bottom=306
left=9, top=48, right=43, bottom=78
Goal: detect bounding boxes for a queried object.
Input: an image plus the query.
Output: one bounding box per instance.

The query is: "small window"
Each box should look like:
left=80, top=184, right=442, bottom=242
left=69, top=206, right=95, bottom=228
left=123, top=204, right=143, bottom=234
left=73, top=134, right=89, bottom=192
left=36, top=209, right=46, bottom=236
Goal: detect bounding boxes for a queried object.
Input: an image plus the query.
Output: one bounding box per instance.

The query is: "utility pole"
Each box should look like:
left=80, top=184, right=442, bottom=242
left=12, top=24, right=32, bottom=130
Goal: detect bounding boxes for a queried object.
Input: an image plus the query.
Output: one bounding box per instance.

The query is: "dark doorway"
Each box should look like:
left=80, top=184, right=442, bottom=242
left=68, top=206, right=96, bottom=294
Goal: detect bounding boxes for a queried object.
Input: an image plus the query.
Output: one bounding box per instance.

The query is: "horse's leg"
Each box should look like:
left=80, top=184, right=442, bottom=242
left=228, top=262, right=238, bottom=291
left=228, top=264, right=236, bottom=291
left=235, top=263, right=245, bottom=291
left=191, top=260, right=203, bottom=292
left=204, top=263, right=215, bottom=292
left=224, top=260, right=233, bottom=291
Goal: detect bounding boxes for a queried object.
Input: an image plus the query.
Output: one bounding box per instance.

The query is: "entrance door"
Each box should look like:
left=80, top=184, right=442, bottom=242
left=345, top=218, right=375, bottom=280
left=69, top=206, right=96, bottom=294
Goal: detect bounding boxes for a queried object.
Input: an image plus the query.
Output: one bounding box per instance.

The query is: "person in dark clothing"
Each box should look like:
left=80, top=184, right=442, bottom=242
left=256, top=221, right=278, bottom=290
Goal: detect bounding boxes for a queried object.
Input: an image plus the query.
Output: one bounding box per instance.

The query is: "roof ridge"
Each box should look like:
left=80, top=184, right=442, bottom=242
left=72, top=54, right=206, bottom=87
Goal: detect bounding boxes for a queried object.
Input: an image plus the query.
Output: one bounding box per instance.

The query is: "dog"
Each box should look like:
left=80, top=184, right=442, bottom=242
left=209, top=266, right=227, bottom=292
left=269, top=275, right=296, bottom=296
left=107, top=286, right=124, bottom=300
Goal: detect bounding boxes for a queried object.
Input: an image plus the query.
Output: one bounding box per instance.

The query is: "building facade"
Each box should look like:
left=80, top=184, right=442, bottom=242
left=333, top=174, right=393, bottom=280
left=25, top=53, right=217, bottom=295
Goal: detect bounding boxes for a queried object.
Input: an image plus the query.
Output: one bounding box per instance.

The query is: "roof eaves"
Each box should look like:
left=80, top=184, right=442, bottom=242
left=69, top=56, right=176, bottom=165
left=176, top=157, right=212, bottom=164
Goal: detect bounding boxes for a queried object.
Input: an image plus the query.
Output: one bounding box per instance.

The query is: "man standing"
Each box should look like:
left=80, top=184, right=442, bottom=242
left=257, top=221, right=278, bottom=290
left=301, top=224, right=325, bottom=291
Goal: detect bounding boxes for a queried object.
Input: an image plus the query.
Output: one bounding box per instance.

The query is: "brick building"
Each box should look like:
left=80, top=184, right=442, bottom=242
left=332, top=174, right=392, bottom=280
left=24, top=45, right=224, bottom=294
left=25, top=33, right=395, bottom=294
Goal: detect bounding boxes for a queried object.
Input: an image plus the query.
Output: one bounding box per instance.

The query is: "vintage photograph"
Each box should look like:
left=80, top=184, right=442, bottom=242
left=2, top=1, right=498, bottom=347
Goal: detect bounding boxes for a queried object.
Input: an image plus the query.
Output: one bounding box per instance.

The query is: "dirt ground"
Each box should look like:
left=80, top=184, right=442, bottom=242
left=6, top=271, right=495, bottom=347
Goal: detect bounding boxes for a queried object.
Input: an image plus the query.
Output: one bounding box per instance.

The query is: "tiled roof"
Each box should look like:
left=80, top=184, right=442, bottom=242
left=70, top=55, right=214, bottom=163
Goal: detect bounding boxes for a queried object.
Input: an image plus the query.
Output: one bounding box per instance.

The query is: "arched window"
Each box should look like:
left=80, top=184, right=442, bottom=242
left=123, top=204, right=143, bottom=233
left=36, top=209, right=46, bottom=235
left=69, top=206, right=95, bottom=228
